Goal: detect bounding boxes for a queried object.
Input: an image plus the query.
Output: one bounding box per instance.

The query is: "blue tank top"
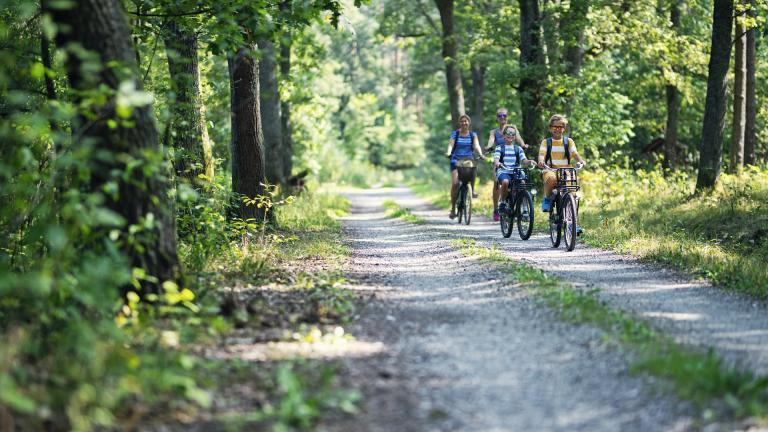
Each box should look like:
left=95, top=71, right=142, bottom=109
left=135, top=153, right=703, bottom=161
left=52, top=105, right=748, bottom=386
left=450, top=130, right=476, bottom=162
left=493, top=128, right=505, bottom=147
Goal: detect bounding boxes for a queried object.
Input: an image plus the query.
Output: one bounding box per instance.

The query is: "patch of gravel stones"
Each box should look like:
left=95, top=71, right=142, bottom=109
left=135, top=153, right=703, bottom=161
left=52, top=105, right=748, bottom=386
left=325, top=187, right=695, bottom=432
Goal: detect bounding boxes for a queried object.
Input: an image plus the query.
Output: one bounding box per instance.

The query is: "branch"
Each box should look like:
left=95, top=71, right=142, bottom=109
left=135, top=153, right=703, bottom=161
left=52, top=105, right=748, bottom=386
left=417, top=1, right=440, bottom=34
left=128, top=7, right=215, bottom=18
left=396, top=32, right=429, bottom=38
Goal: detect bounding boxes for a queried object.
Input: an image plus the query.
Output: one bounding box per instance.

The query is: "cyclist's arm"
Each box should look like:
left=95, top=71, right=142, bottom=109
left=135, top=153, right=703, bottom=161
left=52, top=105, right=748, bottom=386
left=485, top=130, right=496, bottom=152
left=445, top=138, right=455, bottom=158
left=472, top=133, right=483, bottom=156
left=537, top=139, right=548, bottom=168
left=493, top=145, right=502, bottom=168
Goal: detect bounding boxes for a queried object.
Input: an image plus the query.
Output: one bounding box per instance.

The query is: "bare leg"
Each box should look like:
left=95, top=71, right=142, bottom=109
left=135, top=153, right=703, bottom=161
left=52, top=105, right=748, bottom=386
left=500, top=180, right=510, bottom=204
left=492, top=180, right=500, bottom=212
left=450, top=170, right=459, bottom=215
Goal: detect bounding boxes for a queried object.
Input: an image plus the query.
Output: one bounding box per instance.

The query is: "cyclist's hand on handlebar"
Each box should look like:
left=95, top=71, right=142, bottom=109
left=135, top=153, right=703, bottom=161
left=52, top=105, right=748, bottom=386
left=444, top=152, right=451, bottom=159
left=575, top=161, right=586, bottom=169
left=537, top=161, right=547, bottom=169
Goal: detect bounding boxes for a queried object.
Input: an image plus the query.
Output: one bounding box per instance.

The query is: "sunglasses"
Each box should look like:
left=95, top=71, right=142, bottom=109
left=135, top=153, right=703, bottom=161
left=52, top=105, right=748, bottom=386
left=550, top=125, right=565, bottom=130
left=497, top=114, right=507, bottom=119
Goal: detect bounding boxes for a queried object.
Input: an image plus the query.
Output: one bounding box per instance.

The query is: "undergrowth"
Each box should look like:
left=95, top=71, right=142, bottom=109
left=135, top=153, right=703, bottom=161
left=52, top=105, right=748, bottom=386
left=454, top=238, right=768, bottom=421
left=382, top=199, right=425, bottom=224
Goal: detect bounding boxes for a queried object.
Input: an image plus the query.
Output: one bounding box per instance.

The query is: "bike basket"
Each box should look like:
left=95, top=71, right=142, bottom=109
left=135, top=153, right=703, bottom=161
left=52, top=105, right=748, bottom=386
left=457, top=166, right=477, bottom=183
left=556, top=168, right=579, bottom=189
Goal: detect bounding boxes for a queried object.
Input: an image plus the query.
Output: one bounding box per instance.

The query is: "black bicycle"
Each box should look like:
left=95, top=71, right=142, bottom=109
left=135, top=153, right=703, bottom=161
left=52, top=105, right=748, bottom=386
left=498, top=165, right=535, bottom=240
left=455, top=158, right=478, bottom=225
left=543, top=164, right=583, bottom=251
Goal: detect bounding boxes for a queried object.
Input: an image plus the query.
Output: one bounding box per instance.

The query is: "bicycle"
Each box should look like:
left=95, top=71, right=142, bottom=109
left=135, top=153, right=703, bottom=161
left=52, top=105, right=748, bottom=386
left=541, top=163, right=583, bottom=251
left=455, top=157, right=478, bottom=225
left=497, top=164, right=535, bottom=240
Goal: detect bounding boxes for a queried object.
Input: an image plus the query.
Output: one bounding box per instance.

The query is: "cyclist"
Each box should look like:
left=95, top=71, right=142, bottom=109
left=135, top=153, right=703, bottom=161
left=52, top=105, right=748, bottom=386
left=485, top=107, right=528, bottom=221
left=495, top=125, right=535, bottom=213
left=536, top=114, right=587, bottom=212
left=445, top=114, right=484, bottom=219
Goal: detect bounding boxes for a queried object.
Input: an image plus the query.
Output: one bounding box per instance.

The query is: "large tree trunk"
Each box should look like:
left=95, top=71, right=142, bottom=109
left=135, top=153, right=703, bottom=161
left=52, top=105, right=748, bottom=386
left=664, top=1, right=681, bottom=169
left=163, top=18, right=214, bottom=185
left=228, top=46, right=266, bottom=221
left=744, top=0, right=757, bottom=165
left=518, top=0, right=546, bottom=147
left=279, top=0, right=294, bottom=179
left=470, top=63, right=486, bottom=137
left=434, top=0, right=465, bottom=127
left=730, top=7, right=746, bottom=173
left=695, top=0, right=733, bottom=190
left=45, top=0, right=181, bottom=292
left=257, top=35, right=285, bottom=186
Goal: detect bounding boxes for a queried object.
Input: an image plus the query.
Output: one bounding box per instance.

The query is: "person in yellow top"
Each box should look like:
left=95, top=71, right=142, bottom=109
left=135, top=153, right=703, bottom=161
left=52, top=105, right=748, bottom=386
left=536, top=114, right=586, bottom=212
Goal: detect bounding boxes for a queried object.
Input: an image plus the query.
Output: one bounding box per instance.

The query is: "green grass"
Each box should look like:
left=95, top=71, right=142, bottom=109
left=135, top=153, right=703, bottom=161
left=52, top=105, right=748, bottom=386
left=579, top=166, right=768, bottom=298
left=382, top=199, right=426, bottom=224
left=453, top=238, right=768, bottom=420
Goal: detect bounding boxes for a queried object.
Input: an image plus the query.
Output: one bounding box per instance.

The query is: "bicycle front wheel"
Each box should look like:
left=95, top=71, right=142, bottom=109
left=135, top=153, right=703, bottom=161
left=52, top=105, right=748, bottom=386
left=457, top=186, right=465, bottom=224
left=549, top=196, right=562, bottom=248
left=464, top=185, right=472, bottom=225
left=563, top=193, right=578, bottom=251
left=517, top=191, right=534, bottom=240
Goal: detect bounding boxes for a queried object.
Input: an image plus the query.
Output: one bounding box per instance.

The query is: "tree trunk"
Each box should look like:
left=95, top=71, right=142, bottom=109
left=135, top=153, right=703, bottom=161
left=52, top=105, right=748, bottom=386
left=228, top=46, right=266, bottom=221
left=730, top=8, right=746, bottom=173
left=663, top=1, right=681, bottom=169
left=563, top=0, right=588, bottom=77
left=695, top=0, right=733, bottom=190
left=257, top=35, right=285, bottom=186
left=744, top=0, right=757, bottom=165
left=434, top=0, right=465, bottom=127
left=163, top=18, right=214, bottom=185
left=518, top=0, right=546, bottom=147
left=470, top=63, right=485, bottom=136
left=45, top=0, right=181, bottom=293
left=279, top=0, right=294, bottom=179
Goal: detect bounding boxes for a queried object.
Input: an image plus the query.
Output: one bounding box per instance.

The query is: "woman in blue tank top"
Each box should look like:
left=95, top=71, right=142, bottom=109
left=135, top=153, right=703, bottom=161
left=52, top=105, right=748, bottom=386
left=444, top=114, right=484, bottom=219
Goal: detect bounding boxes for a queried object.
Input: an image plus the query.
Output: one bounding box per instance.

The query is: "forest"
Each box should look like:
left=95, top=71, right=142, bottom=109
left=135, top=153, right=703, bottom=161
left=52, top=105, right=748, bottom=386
left=1, top=0, right=767, bottom=430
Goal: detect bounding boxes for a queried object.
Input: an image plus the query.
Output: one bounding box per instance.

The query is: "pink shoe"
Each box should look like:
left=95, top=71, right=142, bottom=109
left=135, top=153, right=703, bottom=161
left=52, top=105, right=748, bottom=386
left=493, top=211, right=500, bottom=222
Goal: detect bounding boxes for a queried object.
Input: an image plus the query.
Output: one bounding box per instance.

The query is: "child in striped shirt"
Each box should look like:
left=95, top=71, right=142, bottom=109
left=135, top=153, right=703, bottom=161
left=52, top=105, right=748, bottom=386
left=536, top=114, right=587, bottom=212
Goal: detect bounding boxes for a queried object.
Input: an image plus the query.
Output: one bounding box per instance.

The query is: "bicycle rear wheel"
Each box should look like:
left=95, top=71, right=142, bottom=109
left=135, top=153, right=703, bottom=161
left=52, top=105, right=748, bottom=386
left=549, top=196, right=561, bottom=248
left=563, top=193, right=578, bottom=251
left=500, top=197, right=513, bottom=238
left=464, top=185, right=472, bottom=225
left=517, top=191, right=534, bottom=240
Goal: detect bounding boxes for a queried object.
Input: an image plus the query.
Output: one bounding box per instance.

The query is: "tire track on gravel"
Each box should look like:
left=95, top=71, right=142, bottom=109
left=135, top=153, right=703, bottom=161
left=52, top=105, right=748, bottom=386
left=326, top=187, right=693, bottom=432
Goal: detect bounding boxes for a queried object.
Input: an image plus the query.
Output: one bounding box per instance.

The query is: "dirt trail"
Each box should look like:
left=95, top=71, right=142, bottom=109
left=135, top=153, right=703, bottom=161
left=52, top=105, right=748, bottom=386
left=326, top=187, right=693, bottom=432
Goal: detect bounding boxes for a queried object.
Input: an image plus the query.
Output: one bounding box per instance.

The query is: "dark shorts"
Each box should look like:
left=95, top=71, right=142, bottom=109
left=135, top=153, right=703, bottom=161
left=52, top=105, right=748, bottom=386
left=450, top=161, right=457, bottom=171
left=497, top=172, right=513, bottom=183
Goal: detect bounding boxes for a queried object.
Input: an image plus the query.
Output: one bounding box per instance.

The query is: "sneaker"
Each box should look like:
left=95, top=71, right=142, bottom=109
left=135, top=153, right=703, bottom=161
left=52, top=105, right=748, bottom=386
left=493, top=211, right=500, bottom=222
left=472, top=192, right=478, bottom=198
left=577, top=225, right=584, bottom=236
left=541, top=197, right=551, bottom=212
left=449, top=211, right=457, bottom=219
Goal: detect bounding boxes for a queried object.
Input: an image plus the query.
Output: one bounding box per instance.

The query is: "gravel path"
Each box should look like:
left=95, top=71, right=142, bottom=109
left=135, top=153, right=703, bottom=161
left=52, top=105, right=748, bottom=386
left=327, top=187, right=694, bottom=432
left=385, top=187, right=768, bottom=378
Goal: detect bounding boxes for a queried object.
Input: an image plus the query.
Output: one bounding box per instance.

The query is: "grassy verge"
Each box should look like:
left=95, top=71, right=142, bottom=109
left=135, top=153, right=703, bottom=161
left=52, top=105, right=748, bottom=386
left=382, top=199, right=425, bottom=224
left=453, top=238, right=768, bottom=421
left=579, top=167, right=768, bottom=298
left=172, top=187, right=360, bottom=430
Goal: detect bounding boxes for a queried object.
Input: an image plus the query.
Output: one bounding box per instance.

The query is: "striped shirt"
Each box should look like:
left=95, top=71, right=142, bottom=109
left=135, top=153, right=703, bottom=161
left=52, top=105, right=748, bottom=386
left=494, top=144, right=527, bottom=173
left=538, top=137, right=579, bottom=168
left=450, top=130, right=476, bottom=162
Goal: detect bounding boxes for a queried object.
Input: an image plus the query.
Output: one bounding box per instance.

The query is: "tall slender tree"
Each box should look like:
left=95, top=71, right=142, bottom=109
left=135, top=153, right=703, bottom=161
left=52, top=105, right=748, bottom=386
left=45, top=0, right=182, bottom=292
left=744, top=0, right=757, bottom=165
left=518, top=0, right=546, bottom=147
left=434, top=0, right=465, bottom=127
left=229, top=45, right=266, bottom=221
left=664, top=1, right=681, bottom=169
left=258, top=35, right=286, bottom=186
left=279, top=0, right=294, bottom=179
left=696, top=0, right=734, bottom=190
left=730, top=3, right=746, bottom=173
left=163, top=17, right=214, bottom=184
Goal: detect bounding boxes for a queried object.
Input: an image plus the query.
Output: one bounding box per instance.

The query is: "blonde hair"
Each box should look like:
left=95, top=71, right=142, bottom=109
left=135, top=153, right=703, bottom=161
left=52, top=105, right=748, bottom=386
left=549, top=114, right=568, bottom=126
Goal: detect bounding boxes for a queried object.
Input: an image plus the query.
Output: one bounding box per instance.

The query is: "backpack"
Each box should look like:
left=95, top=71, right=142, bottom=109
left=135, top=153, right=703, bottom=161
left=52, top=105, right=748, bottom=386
left=546, top=135, right=570, bottom=166
left=451, top=130, right=477, bottom=156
